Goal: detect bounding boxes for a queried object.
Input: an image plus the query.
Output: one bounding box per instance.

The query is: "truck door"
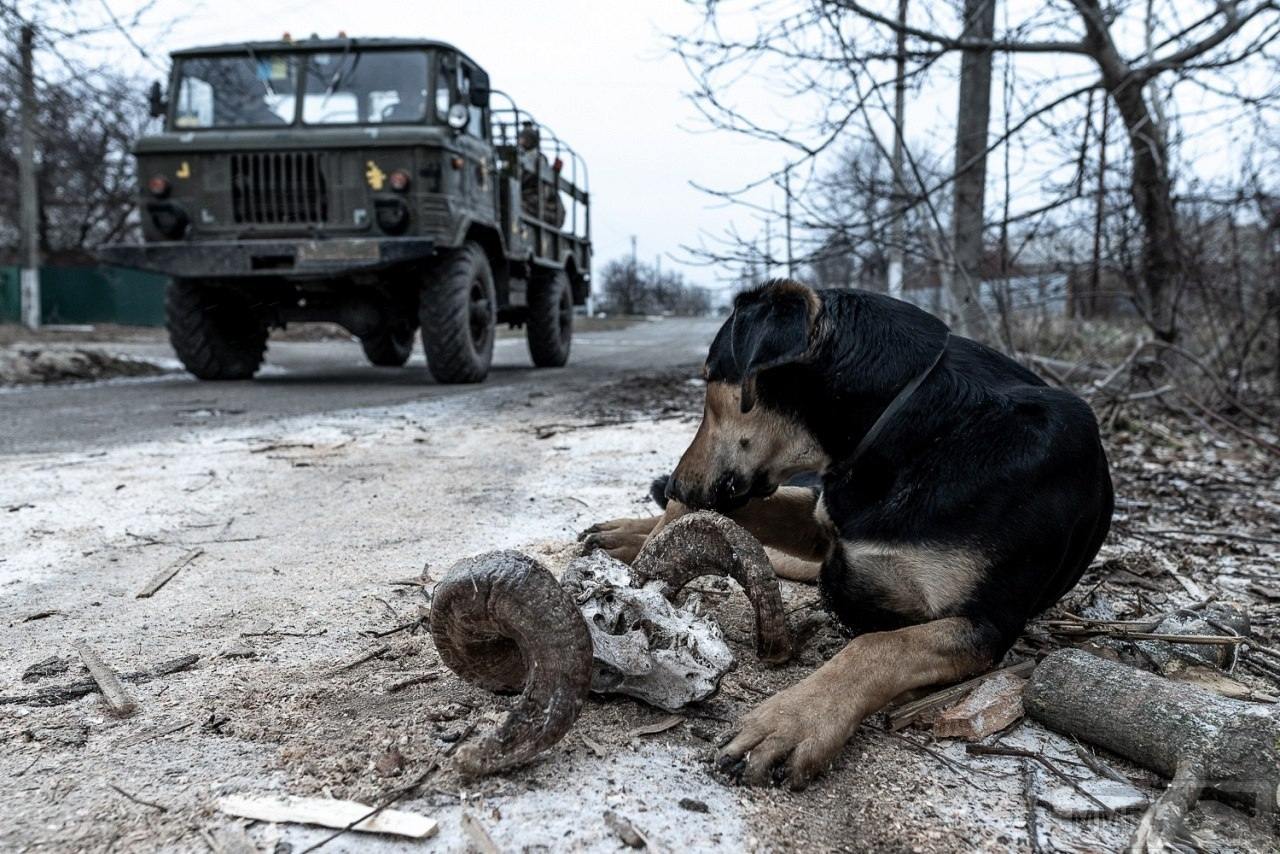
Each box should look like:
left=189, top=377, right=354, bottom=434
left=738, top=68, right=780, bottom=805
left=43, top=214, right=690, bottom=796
left=439, top=55, right=495, bottom=224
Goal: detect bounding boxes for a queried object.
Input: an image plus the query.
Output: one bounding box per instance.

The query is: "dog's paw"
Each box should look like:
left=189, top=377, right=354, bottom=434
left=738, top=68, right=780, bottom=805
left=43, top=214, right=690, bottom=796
left=716, top=679, right=855, bottom=790
left=578, top=516, right=660, bottom=564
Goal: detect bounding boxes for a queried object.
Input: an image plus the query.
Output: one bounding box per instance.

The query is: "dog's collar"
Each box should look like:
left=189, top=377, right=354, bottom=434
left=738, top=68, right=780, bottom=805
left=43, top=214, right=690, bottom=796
left=850, top=333, right=950, bottom=464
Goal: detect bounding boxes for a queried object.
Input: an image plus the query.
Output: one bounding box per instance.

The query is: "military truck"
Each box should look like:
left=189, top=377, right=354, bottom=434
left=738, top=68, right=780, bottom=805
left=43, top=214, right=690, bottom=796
left=99, top=37, right=591, bottom=383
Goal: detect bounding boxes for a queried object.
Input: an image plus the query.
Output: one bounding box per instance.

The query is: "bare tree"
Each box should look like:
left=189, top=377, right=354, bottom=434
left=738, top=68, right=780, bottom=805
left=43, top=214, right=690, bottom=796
left=599, top=256, right=712, bottom=316
left=674, top=0, right=1280, bottom=346
left=1, top=2, right=169, bottom=262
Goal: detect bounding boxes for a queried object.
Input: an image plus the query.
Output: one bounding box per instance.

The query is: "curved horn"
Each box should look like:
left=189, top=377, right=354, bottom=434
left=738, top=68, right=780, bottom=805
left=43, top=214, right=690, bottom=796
left=430, top=550, right=593, bottom=776
left=631, top=512, right=794, bottom=665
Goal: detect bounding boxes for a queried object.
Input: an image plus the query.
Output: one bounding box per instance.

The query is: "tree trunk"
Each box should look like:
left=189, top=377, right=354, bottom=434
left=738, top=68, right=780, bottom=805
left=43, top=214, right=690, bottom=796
left=1025, top=648, right=1279, bottom=850
left=1076, top=0, right=1182, bottom=342
left=947, top=0, right=998, bottom=337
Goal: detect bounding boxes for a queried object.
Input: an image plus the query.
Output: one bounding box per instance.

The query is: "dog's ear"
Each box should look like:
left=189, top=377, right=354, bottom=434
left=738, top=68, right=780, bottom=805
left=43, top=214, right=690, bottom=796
left=730, top=286, right=814, bottom=412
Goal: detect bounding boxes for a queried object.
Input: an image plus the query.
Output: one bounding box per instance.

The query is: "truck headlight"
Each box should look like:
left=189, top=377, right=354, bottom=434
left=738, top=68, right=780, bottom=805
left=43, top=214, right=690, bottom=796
left=388, top=170, right=411, bottom=193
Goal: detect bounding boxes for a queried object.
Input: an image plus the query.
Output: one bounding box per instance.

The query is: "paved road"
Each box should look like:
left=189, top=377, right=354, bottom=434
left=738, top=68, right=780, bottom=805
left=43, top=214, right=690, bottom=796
left=0, top=318, right=719, bottom=455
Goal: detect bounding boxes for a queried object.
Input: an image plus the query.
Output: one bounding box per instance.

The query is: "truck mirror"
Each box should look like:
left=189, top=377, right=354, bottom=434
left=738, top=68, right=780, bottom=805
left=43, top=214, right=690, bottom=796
left=148, top=81, right=166, bottom=118
left=470, top=68, right=490, bottom=108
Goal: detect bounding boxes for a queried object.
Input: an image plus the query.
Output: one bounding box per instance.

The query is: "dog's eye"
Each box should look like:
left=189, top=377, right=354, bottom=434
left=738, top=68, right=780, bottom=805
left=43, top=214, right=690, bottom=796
left=739, top=437, right=750, bottom=449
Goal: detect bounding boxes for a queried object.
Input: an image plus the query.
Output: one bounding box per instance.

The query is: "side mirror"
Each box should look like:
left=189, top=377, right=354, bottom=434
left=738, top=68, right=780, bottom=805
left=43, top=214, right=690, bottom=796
left=470, top=69, right=490, bottom=108
left=148, top=81, right=166, bottom=118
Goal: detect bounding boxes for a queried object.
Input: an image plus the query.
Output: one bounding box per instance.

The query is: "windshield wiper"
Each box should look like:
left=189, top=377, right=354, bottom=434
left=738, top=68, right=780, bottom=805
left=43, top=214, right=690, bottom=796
left=244, top=44, right=277, bottom=97
left=324, top=37, right=356, bottom=96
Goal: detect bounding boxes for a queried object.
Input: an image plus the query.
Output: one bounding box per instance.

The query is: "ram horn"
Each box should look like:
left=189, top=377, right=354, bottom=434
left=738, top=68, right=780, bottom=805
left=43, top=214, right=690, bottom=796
left=430, top=550, right=593, bottom=776
left=631, top=511, right=794, bottom=665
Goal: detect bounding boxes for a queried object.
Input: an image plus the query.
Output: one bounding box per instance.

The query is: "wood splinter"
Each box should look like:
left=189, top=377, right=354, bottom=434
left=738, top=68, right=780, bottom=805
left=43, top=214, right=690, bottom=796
left=73, top=641, right=137, bottom=716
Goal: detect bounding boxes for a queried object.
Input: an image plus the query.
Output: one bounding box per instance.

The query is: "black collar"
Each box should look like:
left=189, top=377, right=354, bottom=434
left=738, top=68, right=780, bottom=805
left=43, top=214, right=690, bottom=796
left=849, top=333, right=950, bottom=464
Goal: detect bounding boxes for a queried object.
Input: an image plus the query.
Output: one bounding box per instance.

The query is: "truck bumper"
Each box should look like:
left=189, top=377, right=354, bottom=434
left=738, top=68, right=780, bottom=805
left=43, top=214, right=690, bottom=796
left=95, top=237, right=436, bottom=279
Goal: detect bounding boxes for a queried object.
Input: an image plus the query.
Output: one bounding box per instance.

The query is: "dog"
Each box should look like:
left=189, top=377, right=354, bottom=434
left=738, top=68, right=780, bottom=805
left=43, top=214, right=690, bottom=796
left=582, top=280, right=1113, bottom=789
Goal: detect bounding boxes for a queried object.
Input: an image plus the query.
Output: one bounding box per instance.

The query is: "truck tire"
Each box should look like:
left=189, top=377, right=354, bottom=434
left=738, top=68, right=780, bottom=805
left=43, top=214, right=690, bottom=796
left=526, top=269, right=573, bottom=368
left=165, top=280, right=267, bottom=380
left=420, top=242, right=496, bottom=384
left=360, top=324, right=416, bottom=367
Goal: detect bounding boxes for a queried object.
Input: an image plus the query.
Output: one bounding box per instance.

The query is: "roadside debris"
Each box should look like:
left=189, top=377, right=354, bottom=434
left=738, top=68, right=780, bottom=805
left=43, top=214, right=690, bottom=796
left=217, top=793, right=437, bottom=840
left=1, top=653, right=198, bottom=707
left=603, top=810, right=648, bottom=848
left=107, top=781, right=168, bottom=813
left=21, top=655, right=72, bottom=682
left=630, top=512, right=794, bottom=665
left=460, top=811, right=500, bottom=853
left=431, top=514, right=793, bottom=776
left=326, top=643, right=391, bottom=675
left=431, top=551, right=594, bottom=777
left=932, top=669, right=1026, bottom=740
left=1025, top=647, right=1280, bottom=851
left=888, top=660, right=1036, bottom=731
left=626, top=714, right=685, bottom=739
left=73, top=640, right=136, bottom=716
left=562, top=551, right=733, bottom=711
left=374, top=746, right=405, bottom=777
left=1038, top=778, right=1148, bottom=819
left=0, top=347, right=167, bottom=386
left=135, top=548, right=204, bottom=598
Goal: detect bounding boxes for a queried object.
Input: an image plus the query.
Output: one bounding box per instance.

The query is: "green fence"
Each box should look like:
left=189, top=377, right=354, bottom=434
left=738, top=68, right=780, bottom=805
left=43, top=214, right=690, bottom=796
left=0, top=266, right=169, bottom=326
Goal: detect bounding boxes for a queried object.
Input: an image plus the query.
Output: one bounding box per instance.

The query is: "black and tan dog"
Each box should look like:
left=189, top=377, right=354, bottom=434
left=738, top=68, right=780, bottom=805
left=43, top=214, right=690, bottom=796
left=583, top=280, right=1113, bottom=789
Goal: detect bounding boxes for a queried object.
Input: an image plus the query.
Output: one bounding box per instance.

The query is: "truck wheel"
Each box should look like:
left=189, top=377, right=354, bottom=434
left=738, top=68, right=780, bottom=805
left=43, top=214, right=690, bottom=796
left=165, top=279, right=267, bottom=380
left=526, top=269, right=573, bottom=368
left=360, top=324, right=416, bottom=367
left=420, top=242, right=496, bottom=384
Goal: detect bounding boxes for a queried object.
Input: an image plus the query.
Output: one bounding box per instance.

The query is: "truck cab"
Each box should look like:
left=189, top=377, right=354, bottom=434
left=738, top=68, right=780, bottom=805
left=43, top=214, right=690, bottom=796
left=99, top=37, right=591, bottom=383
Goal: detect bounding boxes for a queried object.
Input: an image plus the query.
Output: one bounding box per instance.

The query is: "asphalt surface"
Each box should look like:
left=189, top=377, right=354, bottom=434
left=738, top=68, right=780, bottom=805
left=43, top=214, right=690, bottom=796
left=0, top=318, right=720, bottom=455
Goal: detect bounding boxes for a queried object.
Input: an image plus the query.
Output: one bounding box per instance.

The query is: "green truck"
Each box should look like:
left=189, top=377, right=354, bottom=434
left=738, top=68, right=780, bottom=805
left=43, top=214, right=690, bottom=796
left=99, top=37, right=591, bottom=383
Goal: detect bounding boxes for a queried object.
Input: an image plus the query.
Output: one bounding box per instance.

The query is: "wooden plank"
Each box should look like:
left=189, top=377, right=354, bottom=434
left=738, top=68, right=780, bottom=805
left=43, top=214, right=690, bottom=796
left=136, top=549, right=204, bottom=599
left=888, top=660, right=1035, bottom=731
left=933, top=670, right=1027, bottom=740
left=73, top=641, right=136, bottom=716
left=217, top=794, right=437, bottom=840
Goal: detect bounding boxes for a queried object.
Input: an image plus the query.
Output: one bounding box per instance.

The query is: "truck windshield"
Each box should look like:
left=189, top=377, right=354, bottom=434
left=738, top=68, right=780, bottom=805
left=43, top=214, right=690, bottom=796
left=172, top=49, right=430, bottom=128
left=174, top=54, right=300, bottom=128
left=302, top=50, right=429, bottom=124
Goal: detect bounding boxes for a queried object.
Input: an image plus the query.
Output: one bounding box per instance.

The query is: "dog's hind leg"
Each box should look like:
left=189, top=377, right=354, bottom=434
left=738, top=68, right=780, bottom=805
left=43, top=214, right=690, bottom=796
left=718, top=615, right=1003, bottom=789
left=764, top=548, right=821, bottom=582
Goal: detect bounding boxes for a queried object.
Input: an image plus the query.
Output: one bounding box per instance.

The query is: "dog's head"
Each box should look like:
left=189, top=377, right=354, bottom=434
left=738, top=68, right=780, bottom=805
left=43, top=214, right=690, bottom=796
left=667, top=280, right=829, bottom=511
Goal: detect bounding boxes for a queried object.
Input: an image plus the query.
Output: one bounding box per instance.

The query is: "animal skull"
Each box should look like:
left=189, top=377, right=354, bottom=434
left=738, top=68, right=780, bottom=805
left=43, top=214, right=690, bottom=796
left=561, top=551, right=734, bottom=712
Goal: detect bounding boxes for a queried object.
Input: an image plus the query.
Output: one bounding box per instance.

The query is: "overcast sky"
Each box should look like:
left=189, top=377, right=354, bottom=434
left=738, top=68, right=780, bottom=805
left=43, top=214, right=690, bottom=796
left=24, top=0, right=1278, bottom=292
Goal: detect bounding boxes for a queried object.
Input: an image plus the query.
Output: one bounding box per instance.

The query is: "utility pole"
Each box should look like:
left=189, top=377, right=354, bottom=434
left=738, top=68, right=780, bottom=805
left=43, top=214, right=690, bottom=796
left=19, top=23, right=41, bottom=329
left=888, top=0, right=908, bottom=300
left=948, top=0, right=997, bottom=335
left=783, top=165, right=795, bottom=279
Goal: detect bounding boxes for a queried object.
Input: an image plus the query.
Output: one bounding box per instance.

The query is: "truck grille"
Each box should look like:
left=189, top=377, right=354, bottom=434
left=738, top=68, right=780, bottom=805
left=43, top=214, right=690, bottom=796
left=230, top=152, right=329, bottom=225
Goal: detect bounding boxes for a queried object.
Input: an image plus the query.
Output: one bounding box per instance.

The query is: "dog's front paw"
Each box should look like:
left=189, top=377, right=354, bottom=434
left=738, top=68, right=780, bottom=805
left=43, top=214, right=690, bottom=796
left=578, top=516, right=660, bottom=564
left=717, top=679, right=857, bottom=790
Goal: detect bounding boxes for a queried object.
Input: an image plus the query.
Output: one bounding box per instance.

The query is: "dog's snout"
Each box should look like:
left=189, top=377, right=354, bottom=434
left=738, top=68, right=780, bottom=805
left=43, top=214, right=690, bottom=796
left=664, top=477, right=691, bottom=507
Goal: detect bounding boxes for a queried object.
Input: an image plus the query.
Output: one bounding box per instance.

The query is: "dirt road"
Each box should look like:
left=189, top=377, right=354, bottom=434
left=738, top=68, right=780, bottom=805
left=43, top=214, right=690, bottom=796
left=0, top=318, right=711, bottom=454
left=3, top=320, right=1276, bottom=852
